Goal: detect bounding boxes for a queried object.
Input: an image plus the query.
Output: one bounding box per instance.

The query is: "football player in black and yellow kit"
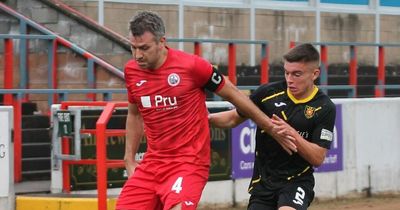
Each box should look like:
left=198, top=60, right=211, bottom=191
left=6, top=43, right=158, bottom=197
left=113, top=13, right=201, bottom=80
left=209, top=43, right=336, bottom=210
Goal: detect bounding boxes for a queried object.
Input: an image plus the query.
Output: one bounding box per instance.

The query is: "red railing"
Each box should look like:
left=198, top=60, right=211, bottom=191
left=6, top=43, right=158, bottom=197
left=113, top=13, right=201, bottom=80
left=290, top=41, right=400, bottom=97
left=0, top=0, right=124, bottom=182
left=59, top=101, right=128, bottom=210
left=167, top=38, right=270, bottom=85
left=3, top=38, right=23, bottom=181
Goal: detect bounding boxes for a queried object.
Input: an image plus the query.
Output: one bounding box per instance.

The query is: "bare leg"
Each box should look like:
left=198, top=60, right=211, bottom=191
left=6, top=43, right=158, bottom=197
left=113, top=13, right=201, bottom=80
left=279, top=206, right=296, bottom=210
left=170, top=202, right=182, bottom=210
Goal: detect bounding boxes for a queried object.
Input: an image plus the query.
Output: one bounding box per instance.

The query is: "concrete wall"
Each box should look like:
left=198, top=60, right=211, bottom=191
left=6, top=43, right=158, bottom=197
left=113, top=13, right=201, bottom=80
left=314, top=97, right=400, bottom=198
left=7, top=0, right=396, bottom=66
left=321, top=13, right=376, bottom=65
left=12, top=0, right=131, bottom=69
left=60, top=1, right=400, bottom=66
left=0, top=0, right=128, bottom=112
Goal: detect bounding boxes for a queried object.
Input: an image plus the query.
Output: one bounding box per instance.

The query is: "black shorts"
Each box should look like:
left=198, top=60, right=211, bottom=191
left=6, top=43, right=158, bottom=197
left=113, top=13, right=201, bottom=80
left=247, top=175, right=315, bottom=210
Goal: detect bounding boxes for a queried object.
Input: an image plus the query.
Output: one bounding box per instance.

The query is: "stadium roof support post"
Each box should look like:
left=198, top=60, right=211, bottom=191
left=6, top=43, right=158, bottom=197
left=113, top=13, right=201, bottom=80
left=349, top=45, right=358, bottom=97
left=320, top=45, right=328, bottom=89
left=3, top=39, right=22, bottom=183
left=194, top=41, right=202, bottom=56
left=260, top=43, right=269, bottom=84
left=12, top=94, right=22, bottom=183
left=4, top=39, right=14, bottom=105
left=375, top=46, right=386, bottom=97
left=228, top=43, right=237, bottom=85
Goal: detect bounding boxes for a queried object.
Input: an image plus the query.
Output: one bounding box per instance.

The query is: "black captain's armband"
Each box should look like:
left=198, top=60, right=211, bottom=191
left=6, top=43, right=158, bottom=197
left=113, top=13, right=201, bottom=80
left=204, top=66, right=225, bottom=92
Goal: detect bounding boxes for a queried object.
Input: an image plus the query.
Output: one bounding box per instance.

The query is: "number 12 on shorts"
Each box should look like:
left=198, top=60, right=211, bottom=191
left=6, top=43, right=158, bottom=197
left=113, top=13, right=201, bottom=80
left=171, top=177, right=183, bottom=193
left=293, top=186, right=305, bottom=206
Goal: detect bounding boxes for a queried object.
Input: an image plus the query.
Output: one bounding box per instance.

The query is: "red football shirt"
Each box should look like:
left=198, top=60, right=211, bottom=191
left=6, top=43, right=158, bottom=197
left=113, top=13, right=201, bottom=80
left=125, top=47, right=224, bottom=166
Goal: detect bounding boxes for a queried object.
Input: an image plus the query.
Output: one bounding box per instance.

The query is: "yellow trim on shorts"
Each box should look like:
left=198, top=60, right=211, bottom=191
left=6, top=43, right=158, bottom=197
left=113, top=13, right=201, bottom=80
left=248, top=176, right=262, bottom=192
left=287, top=166, right=311, bottom=181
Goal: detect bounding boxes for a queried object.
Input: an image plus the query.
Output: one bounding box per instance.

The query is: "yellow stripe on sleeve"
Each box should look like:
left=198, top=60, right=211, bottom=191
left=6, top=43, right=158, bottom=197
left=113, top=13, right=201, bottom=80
left=261, top=91, right=285, bottom=103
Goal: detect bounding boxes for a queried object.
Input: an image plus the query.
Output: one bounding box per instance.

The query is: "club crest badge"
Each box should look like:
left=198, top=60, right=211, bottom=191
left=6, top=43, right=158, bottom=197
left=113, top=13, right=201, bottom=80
left=304, top=105, right=316, bottom=119
left=168, top=73, right=180, bottom=86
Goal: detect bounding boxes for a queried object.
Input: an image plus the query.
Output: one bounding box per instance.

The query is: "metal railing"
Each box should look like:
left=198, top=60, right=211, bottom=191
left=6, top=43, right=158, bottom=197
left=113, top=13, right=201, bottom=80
left=238, top=85, right=356, bottom=98
left=0, top=1, right=124, bottom=182
left=0, top=88, right=125, bottom=182
left=374, top=84, right=400, bottom=96
left=0, top=2, right=123, bottom=106
left=291, top=41, right=400, bottom=97
left=167, top=38, right=270, bottom=85
left=53, top=101, right=127, bottom=210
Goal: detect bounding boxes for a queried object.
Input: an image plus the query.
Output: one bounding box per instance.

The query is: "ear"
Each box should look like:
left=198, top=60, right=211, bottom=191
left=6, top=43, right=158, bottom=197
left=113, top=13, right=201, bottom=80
left=159, top=36, right=166, bottom=47
left=312, top=68, right=320, bottom=81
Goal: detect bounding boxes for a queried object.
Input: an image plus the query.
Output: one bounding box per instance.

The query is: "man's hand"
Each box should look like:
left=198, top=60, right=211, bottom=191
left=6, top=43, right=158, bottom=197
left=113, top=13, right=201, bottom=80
left=270, top=114, right=298, bottom=155
left=272, top=114, right=329, bottom=166
left=125, top=159, right=139, bottom=178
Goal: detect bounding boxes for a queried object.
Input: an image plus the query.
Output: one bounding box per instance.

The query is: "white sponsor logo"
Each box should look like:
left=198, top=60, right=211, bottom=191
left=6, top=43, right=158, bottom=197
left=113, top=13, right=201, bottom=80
left=320, top=128, right=333, bottom=141
left=136, top=80, right=147, bottom=86
left=240, top=126, right=256, bottom=155
left=168, top=73, right=180, bottom=86
left=298, top=131, right=309, bottom=139
left=140, top=96, right=151, bottom=108
left=240, top=160, right=254, bottom=170
left=141, top=95, right=178, bottom=110
left=274, top=102, right=287, bottom=107
left=184, top=201, right=194, bottom=206
left=155, top=95, right=177, bottom=107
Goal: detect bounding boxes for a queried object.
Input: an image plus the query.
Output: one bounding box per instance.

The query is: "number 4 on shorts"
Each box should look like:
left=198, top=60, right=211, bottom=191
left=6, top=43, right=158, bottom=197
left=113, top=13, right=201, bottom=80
left=171, top=177, right=183, bottom=193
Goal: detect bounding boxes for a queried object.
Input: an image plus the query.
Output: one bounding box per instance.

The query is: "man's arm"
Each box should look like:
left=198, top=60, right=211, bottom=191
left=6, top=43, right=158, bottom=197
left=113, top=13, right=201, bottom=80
left=215, top=79, right=273, bottom=131
left=271, top=114, right=327, bottom=166
left=124, top=103, right=144, bottom=177
left=214, top=79, right=297, bottom=154
left=209, top=109, right=245, bottom=128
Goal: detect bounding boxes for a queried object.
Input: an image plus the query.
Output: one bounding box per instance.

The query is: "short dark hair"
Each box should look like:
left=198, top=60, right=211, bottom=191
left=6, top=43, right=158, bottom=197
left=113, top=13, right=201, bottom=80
left=129, top=11, right=165, bottom=41
left=283, top=43, right=319, bottom=64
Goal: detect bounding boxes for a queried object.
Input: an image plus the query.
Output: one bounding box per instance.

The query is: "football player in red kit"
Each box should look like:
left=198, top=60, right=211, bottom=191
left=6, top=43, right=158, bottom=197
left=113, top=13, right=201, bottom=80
left=116, top=11, right=296, bottom=210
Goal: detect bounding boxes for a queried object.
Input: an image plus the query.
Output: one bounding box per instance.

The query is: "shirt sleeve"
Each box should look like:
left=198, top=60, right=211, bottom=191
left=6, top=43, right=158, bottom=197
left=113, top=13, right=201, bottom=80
left=126, top=86, right=136, bottom=104
left=124, top=64, right=137, bottom=104
left=236, top=84, right=269, bottom=117
left=192, top=55, right=225, bottom=92
left=311, top=102, right=336, bottom=149
left=249, top=85, right=267, bottom=109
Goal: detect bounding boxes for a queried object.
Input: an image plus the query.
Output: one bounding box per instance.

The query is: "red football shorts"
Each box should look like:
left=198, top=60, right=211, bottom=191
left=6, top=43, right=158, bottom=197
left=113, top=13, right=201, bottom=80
left=116, top=161, right=209, bottom=210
